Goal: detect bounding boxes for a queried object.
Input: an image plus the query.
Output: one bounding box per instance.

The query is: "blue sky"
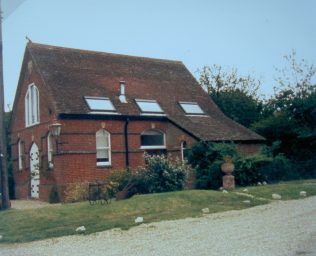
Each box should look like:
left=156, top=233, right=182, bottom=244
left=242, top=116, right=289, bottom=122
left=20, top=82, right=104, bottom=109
left=3, top=0, right=316, bottom=110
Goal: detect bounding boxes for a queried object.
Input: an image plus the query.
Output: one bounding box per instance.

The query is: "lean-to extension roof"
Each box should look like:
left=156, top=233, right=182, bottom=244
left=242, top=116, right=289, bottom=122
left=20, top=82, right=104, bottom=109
left=26, top=42, right=264, bottom=141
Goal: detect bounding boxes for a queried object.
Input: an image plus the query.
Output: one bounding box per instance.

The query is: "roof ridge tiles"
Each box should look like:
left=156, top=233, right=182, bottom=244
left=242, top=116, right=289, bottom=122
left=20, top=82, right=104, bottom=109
left=27, top=41, right=183, bottom=65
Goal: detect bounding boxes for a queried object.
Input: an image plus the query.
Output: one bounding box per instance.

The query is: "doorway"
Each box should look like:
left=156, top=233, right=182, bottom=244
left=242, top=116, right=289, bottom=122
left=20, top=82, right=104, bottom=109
left=30, top=143, right=40, bottom=198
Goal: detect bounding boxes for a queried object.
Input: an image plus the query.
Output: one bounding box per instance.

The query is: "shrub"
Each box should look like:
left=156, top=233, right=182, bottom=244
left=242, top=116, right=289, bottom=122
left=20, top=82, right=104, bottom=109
left=63, top=182, right=89, bottom=203
left=188, top=142, right=237, bottom=189
left=135, top=153, right=189, bottom=193
left=49, top=185, right=60, bottom=203
left=262, top=156, right=316, bottom=182
left=107, top=169, right=132, bottom=192
left=259, top=154, right=293, bottom=182
left=235, top=154, right=272, bottom=186
left=299, top=157, right=316, bottom=179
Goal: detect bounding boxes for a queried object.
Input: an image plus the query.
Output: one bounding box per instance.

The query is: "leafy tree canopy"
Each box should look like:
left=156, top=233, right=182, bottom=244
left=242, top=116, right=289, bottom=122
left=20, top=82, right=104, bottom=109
left=198, top=65, right=263, bottom=127
left=252, top=51, right=316, bottom=161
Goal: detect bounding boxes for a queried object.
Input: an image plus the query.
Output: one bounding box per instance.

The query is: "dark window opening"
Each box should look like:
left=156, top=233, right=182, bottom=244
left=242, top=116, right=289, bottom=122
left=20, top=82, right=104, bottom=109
left=140, top=130, right=165, bottom=148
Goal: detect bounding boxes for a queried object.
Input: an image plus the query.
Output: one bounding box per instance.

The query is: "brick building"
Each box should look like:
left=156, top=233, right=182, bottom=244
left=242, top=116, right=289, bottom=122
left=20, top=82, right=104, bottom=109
left=10, top=42, right=265, bottom=202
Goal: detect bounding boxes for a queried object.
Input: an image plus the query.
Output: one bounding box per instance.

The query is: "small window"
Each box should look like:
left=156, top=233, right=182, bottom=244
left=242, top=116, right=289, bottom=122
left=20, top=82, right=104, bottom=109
left=18, top=140, right=23, bottom=170
left=85, top=97, right=115, bottom=111
left=181, top=141, right=190, bottom=162
left=47, top=132, right=54, bottom=169
left=179, top=102, right=204, bottom=114
left=96, top=129, right=111, bottom=166
left=136, top=99, right=163, bottom=113
left=25, top=83, right=40, bottom=127
left=141, top=129, right=165, bottom=149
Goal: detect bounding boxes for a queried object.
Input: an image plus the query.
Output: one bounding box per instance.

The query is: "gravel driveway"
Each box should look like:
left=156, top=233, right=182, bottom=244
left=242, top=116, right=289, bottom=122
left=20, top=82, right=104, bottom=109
left=1, top=196, right=316, bottom=256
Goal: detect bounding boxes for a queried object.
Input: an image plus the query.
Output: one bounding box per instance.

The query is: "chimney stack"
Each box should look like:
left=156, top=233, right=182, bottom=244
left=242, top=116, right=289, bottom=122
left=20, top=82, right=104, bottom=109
left=119, top=81, right=127, bottom=103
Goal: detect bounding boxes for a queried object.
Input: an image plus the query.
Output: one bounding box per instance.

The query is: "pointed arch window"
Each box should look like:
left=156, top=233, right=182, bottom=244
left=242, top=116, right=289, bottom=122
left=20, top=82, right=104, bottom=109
left=181, top=141, right=190, bottom=162
left=47, top=132, right=54, bottom=169
left=18, top=140, right=23, bottom=170
left=25, top=83, right=40, bottom=127
left=96, top=129, right=111, bottom=166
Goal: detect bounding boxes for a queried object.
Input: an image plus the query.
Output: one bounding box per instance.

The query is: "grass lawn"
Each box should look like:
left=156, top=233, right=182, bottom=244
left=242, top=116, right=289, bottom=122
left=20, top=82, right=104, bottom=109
left=0, top=179, right=315, bottom=244
left=235, top=179, right=316, bottom=200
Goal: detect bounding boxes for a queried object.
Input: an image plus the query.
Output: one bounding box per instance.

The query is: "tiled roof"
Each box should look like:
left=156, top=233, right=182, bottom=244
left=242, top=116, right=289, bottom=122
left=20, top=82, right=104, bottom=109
left=27, top=42, right=264, bottom=141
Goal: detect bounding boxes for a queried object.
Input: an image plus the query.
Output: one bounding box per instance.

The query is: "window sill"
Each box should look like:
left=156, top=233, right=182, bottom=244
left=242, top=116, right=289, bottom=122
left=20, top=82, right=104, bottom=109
left=25, top=121, right=40, bottom=128
left=96, top=165, right=112, bottom=169
left=89, top=111, right=121, bottom=115
left=96, top=163, right=111, bottom=167
left=140, top=113, right=166, bottom=116
left=185, top=114, right=208, bottom=117
left=140, top=146, right=166, bottom=150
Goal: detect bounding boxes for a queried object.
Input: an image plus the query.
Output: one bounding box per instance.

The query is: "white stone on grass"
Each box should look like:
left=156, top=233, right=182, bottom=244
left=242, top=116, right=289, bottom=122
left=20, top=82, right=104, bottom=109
left=135, top=217, right=144, bottom=224
left=262, top=181, right=267, bottom=185
left=300, top=191, right=307, bottom=197
left=272, top=194, right=282, bottom=200
left=243, top=188, right=249, bottom=192
left=222, top=190, right=228, bottom=193
left=257, top=182, right=262, bottom=186
left=76, top=226, right=86, bottom=233
left=202, top=208, right=210, bottom=214
left=243, top=200, right=251, bottom=204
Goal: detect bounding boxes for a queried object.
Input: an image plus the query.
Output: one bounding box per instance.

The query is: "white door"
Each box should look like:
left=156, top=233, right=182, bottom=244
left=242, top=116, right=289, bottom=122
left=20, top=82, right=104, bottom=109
left=30, top=143, right=40, bottom=198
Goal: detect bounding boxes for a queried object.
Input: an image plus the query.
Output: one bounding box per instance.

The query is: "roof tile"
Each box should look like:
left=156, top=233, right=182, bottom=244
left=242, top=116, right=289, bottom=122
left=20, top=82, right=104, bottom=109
left=27, top=42, right=264, bottom=141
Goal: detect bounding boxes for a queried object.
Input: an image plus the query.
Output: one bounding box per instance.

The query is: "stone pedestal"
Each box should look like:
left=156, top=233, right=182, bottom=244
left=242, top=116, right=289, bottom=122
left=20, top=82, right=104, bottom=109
left=223, top=175, right=235, bottom=189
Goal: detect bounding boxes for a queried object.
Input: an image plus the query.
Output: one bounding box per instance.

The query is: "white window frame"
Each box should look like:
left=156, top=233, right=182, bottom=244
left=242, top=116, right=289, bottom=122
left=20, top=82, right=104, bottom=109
left=96, top=129, right=111, bottom=166
left=140, top=129, right=166, bottom=149
left=181, top=141, right=189, bottom=162
left=47, top=132, right=54, bottom=169
left=179, top=101, right=205, bottom=115
left=25, top=83, right=40, bottom=127
left=85, top=96, right=116, bottom=112
left=18, top=140, right=23, bottom=170
left=135, top=99, right=164, bottom=114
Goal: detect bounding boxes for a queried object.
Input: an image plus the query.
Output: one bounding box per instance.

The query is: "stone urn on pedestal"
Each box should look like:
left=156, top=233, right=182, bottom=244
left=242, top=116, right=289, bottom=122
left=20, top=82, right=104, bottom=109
left=221, top=156, right=235, bottom=189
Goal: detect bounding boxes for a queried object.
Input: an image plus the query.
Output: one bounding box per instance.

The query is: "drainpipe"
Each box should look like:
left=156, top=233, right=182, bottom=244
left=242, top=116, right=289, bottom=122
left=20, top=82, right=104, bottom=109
left=124, top=118, right=130, bottom=168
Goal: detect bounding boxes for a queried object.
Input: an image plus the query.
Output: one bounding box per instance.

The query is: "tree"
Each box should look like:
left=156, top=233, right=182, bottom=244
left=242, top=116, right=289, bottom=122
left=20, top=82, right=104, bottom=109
left=198, top=65, right=263, bottom=127
left=188, top=142, right=237, bottom=189
left=252, top=51, right=316, bottom=176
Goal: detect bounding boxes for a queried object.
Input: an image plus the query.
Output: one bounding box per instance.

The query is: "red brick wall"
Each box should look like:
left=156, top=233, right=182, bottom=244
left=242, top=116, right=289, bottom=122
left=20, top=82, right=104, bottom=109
left=11, top=58, right=59, bottom=201
left=54, top=119, right=197, bottom=182
left=12, top=80, right=198, bottom=202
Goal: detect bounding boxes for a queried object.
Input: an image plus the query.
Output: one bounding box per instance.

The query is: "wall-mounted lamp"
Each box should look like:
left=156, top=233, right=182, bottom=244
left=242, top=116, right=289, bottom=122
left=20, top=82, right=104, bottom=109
left=49, top=122, right=62, bottom=137
left=49, top=122, right=62, bottom=154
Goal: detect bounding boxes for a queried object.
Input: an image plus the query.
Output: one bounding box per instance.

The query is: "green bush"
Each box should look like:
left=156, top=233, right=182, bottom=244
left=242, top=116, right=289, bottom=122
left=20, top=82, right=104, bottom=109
left=188, top=142, right=237, bottom=189
left=135, top=153, right=189, bottom=193
left=235, top=154, right=272, bottom=186
left=107, top=169, right=132, bottom=192
left=294, top=157, right=316, bottom=179
left=49, top=185, right=60, bottom=203
left=259, top=154, right=295, bottom=182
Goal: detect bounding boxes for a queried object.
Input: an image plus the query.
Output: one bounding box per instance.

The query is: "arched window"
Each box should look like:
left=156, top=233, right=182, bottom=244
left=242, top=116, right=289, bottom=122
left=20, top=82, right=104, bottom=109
left=96, top=129, right=111, bottom=166
left=25, top=83, right=40, bottom=127
left=47, top=132, right=54, bottom=169
left=181, top=141, right=189, bottom=162
left=18, top=140, right=23, bottom=170
left=140, top=129, right=165, bottom=149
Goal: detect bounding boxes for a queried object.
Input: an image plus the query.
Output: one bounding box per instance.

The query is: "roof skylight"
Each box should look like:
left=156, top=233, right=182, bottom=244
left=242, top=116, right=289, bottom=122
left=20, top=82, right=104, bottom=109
left=135, top=99, right=164, bottom=113
left=85, top=97, right=116, bottom=111
left=179, top=102, right=204, bottom=114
